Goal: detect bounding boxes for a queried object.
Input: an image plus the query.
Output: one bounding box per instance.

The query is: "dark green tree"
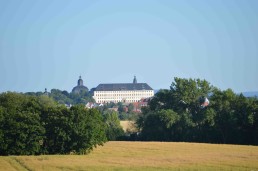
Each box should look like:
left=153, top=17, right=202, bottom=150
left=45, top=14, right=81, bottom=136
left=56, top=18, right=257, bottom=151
left=138, top=109, right=180, bottom=141
left=69, top=106, right=107, bottom=154
left=41, top=106, right=72, bottom=154
left=0, top=92, right=45, bottom=155
left=42, top=105, right=107, bottom=154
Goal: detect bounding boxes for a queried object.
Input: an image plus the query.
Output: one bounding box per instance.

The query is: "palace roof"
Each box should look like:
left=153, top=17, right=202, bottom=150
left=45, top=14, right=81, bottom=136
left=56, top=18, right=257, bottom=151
left=95, top=83, right=153, bottom=91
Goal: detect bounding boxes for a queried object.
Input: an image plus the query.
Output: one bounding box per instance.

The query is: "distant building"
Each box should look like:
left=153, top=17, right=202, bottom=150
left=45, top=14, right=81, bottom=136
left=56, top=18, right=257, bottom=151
left=44, top=88, right=49, bottom=96
left=85, top=102, right=95, bottom=109
left=133, top=98, right=151, bottom=113
left=72, top=76, right=89, bottom=94
left=93, top=76, right=154, bottom=103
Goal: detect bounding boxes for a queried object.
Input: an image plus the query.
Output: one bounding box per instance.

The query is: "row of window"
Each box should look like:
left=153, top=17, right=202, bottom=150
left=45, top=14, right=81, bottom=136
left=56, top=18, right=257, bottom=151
left=97, top=100, right=141, bottom=103
left=97, top=96, right=149, bottom=100
left=95, top=94, right=153, bottom=97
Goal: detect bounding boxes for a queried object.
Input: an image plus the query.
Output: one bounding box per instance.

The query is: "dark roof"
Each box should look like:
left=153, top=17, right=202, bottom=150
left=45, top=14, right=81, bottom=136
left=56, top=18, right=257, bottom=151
left=95, top=83, right=153, bottom=91
left=72, top=85, right=89, bottom=93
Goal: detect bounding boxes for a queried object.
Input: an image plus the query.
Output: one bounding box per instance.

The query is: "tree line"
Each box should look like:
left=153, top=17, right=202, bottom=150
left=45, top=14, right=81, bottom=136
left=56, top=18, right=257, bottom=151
left=136, top=77, right=258, bottom=145
left=0, top=92, right=124, bottom=155
left=25, top=89, right=94, bottom=105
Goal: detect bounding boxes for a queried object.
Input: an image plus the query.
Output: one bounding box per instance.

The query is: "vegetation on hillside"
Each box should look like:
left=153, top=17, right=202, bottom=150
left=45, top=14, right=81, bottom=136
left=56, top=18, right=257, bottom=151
left=25, top=89, right=94, bottom=105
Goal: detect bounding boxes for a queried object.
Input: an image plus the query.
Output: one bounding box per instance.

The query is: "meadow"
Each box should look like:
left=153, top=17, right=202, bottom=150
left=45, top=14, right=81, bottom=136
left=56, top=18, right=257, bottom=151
left=0, top=141, right=258, bottom=171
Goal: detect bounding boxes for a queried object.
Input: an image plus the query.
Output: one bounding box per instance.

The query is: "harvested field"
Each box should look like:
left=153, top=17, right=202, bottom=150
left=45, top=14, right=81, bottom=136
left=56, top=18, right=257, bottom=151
left=0, top=141, right=258, bottom=171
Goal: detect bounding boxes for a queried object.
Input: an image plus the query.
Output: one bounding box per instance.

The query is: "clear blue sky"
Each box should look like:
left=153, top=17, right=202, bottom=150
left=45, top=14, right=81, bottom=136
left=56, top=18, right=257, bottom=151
left=0, top=0, right=257, bottom=93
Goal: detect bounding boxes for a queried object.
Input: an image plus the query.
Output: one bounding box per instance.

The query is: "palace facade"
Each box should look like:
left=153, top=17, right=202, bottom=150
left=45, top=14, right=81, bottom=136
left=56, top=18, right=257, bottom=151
left=93, top=76, right=154, bottom=103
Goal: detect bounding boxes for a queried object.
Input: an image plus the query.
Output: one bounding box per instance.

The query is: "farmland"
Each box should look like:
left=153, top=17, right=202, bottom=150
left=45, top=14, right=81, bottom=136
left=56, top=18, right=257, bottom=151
left=1, top=141, right=258, bottom=171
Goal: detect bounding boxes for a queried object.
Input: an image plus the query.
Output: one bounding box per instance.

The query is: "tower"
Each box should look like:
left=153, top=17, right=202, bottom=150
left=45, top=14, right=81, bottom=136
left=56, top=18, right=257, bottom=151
left=72, top=76, right=89, bottom=94
left=77, top=75, right=83, bottom=86
left=133, top=75, right=137, bottom=84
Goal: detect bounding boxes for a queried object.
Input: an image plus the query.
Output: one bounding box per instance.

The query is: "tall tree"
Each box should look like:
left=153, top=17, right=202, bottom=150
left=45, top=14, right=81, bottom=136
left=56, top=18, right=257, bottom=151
left=0, top=92, right=45, bottom=155
left=103, top=110, right=124, bottom=140
left=69, top=106, right=107, bottom=154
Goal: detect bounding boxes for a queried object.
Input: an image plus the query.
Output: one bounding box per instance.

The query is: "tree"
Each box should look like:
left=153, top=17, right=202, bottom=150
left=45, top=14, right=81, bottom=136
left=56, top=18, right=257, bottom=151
left=103, top=111, right=124, bottom=140
left=128, top=103, right=134, bottom=113
left=137, top=77, right=258, bottom=145
left=209, top=89, right=237, bottom=144
left=41, top=106, right=72, bottom=154
left=0, top=92, right=108, bottom=155
left=148, top=89, right=174, bottom=111
left=69, top=106, right=107, bottom=154
left=42, top=105, right=107, bottom=154
left=117, top=102, right=124, bottom=113
left=50, top=89, right=72, bottom=105
left=0, top=92, right=45, bottom=155
left=170, top=77, right=212, bottom=114
left=139, top=109, right=180, bottom=141
left=69, top=90, right=95, bottom=105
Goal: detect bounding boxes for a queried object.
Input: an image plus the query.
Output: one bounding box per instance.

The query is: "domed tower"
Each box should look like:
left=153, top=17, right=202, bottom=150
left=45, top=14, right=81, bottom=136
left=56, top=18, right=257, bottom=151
left=72, top=76, right=89, bottom=94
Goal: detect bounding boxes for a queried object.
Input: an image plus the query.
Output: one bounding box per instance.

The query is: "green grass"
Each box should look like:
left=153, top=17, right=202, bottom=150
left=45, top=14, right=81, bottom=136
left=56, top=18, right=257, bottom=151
left=0, top=141, right=258, bottom=171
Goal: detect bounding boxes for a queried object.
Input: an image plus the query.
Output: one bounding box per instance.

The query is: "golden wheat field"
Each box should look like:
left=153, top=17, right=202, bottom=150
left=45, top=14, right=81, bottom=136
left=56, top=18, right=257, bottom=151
left=0, top=141, right=258, bottom=171
left=120, top=121, right=137, bottom=132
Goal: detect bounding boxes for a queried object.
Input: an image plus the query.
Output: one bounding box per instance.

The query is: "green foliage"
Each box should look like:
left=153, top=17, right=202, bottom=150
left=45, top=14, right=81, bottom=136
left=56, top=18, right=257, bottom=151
left=27, top=88, right=95, bottom=105
left=68, top=90, right=95, bottom=105
left=41, top=106, right=72, bottom=154
left=139, top=109, right=180, bottom=141
left=41, top=105, right=107, bottom=154
left=103, top=111, right=124, bottom=140
left=50, top=89, right=73, bottom=104
left=0, top=92, right=45, bottom=155
left=128, top=103, right=134, bottom=113
left=69, top=106, right=107, bottom=154
left=137, top=77, right=258, bottom=145
left=0, top=92, right=107, bottom=155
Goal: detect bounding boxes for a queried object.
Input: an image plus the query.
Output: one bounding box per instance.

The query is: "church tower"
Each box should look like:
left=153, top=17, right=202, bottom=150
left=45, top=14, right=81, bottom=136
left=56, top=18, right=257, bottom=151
left=72, top=76, right=89, bottom=94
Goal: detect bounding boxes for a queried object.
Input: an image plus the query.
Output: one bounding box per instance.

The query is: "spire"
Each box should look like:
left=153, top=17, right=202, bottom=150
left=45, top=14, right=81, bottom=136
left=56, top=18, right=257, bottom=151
left=133, top=75, right=137, bottom=84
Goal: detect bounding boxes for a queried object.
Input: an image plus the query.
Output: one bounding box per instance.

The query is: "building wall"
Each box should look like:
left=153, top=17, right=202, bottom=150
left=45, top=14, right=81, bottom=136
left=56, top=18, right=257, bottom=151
left=93, top=90, right=154, bottom=103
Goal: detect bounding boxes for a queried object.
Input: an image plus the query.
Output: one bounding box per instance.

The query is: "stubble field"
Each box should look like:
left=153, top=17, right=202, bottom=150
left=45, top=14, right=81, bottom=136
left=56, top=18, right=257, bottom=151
left=0, top=141, right=258, bottom=171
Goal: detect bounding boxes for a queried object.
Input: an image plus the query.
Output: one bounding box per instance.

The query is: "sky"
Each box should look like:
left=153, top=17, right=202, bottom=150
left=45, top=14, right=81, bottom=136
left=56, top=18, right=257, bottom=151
left=0, top=0, right=257, bottom=93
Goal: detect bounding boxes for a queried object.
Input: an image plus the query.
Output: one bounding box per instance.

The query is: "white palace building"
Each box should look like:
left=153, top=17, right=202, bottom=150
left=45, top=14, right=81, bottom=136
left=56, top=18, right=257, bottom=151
left=93, top=76, right=154, bottom=103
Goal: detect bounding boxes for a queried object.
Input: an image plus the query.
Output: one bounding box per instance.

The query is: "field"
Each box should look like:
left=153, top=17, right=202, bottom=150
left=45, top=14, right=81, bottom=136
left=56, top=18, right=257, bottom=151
left=120, top=121, right=137, bottom=132
left=0, top=141, right=258, bottom=171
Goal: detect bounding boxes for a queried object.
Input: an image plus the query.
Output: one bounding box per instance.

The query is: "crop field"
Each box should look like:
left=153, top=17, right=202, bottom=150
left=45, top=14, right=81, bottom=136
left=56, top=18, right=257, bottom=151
left=120, top=121, right=137, bottom=132
left=0, top=141, right=258, bottom=171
